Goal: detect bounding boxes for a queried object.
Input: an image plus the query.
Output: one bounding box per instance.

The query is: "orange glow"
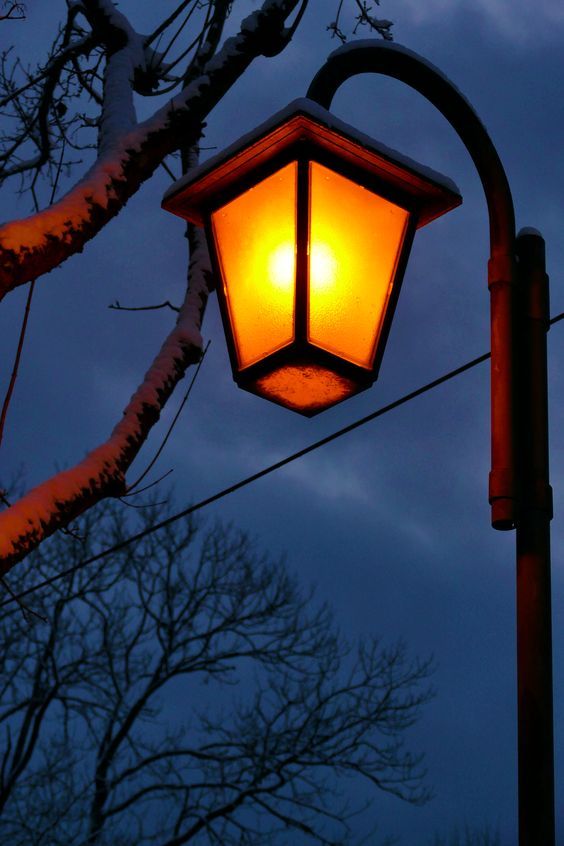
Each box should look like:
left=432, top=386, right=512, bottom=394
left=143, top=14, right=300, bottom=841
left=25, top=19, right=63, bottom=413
left=310, top=241, right=338, bottom=292
left=268, top=242, right=295, bottom=290
left=308, top=162, right=410, bottom=368
left=254, top=364, right=356, bottom=414
left=212, top=163, right=297, bottom=368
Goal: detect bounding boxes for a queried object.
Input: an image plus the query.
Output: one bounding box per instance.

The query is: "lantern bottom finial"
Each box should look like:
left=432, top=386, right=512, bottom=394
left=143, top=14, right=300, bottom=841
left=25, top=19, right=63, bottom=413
left=251, top=363, right=358, bottom=416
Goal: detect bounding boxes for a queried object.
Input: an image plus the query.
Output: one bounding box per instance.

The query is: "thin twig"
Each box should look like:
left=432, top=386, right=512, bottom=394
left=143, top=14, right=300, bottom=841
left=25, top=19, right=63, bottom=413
left=126, top=341, right=210, bottom=493
left=1, top=577, right=47, bottom=623
left=0, top=278, right=35, bottom=451
left=109, top=300, right=180, bottom=313
left=59, top=525, right=86, bottom=543
left=118, top=496, right=169, bottom=509
left=161, top=159, right=177, bottom=181
left=0, top=136, right=67, bottom=452
left=0, top=2, right=25, bottom=22
left=121, top=468, right=174, bottom=498
left=153, top=6, right=198, bottom=69
left=48, top=136, right=66, bottom=204
left=145, top=0, right=198, bottom=47
left=285, top=0, right=309, bottom=40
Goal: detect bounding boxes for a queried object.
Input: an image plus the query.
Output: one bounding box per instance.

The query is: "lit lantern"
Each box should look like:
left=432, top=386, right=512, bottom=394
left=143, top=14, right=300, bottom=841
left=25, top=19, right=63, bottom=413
left=162, top=99, right=461, bottom=415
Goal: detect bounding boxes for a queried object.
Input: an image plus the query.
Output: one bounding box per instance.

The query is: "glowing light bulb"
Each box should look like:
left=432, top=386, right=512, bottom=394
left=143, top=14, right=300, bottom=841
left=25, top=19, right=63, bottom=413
left=310, top=241, right=338, bottom=292
left=268, top=242, right=295, bottom=290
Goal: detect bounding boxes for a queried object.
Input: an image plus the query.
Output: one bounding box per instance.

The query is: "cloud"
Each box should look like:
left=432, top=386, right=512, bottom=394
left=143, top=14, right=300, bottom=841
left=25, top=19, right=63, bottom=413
left=279, top=451, right=374, bottom=509
left=397, top=0, right=564, bottom=42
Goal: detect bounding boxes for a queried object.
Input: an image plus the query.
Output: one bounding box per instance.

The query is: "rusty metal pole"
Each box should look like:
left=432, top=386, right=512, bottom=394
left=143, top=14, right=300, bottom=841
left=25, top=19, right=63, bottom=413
left=515, top=229, right=555, bottom=845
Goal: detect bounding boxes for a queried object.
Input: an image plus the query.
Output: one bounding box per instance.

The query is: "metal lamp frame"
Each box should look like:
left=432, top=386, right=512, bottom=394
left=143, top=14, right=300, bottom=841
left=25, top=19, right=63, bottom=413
left=205, top=143, right=420, bottom=415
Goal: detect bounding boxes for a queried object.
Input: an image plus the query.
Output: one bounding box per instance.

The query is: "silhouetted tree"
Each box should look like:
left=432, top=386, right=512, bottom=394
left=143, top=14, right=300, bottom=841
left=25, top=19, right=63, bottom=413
left=0, top=496, right=431, bottom=845
left=0, top=1, right=25, bottom=22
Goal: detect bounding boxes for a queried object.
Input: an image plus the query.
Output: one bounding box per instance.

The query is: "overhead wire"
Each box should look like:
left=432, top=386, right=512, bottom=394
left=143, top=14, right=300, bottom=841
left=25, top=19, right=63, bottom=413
left=0, top=350, right=492, bottom=607
left=2, top=308, right=564, bottom=608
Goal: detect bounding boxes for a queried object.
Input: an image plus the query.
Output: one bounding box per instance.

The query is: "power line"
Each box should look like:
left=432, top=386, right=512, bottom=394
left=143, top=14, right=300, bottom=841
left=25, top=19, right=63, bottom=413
left=2, top=307, right=564, bottom=608
left=0, top=351, right=490, bottom=608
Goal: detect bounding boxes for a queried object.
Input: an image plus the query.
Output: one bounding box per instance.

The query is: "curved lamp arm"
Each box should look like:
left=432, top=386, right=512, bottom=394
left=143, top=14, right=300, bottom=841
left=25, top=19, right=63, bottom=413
left=307, top=41, right=518, bottom=529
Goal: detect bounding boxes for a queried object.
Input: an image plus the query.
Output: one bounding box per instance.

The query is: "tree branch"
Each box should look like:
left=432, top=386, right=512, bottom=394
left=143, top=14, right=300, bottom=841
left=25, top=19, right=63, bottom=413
left=0, top=268, right=207, bottom=571
left=0, top=0, right=304, bottom=299
left=0, top=278, right=34, bottom=451
left=0, top=3, right=25, bottom=22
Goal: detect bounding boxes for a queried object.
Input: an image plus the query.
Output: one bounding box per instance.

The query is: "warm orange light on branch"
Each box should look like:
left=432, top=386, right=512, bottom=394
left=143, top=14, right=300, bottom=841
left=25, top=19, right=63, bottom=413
left=162, top=99, right=461, bottom=415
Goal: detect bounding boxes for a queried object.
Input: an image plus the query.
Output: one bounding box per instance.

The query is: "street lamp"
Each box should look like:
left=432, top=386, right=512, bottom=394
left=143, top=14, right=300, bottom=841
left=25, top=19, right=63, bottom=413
left=163, top=100, right=460, bottom=414
left=162, top=41, right=555, bottom=846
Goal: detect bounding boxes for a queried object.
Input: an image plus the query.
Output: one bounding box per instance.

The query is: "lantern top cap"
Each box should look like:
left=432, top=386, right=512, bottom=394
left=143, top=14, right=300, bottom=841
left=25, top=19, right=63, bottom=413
left=162, top=97, right=461, bottom=227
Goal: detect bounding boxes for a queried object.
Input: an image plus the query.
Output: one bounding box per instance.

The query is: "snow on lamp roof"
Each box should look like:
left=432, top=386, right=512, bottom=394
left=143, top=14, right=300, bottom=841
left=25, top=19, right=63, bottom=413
left=162, top=97, right=462, bottom=228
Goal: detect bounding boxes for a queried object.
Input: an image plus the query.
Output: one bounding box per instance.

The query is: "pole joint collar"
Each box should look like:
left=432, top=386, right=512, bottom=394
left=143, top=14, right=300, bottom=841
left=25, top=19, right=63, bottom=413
left=489, top=468, right=517, bottom=530
left=488, top=253, right=515, bottom=290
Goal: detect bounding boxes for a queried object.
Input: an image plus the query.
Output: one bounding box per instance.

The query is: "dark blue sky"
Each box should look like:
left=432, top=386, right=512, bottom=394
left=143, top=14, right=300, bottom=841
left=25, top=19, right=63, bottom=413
left=1, top=1, right=563, bottom=842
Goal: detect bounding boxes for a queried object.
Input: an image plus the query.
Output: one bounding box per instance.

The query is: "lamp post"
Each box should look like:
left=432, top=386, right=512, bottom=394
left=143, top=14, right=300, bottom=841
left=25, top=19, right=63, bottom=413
left=163, top=41, right=555, bottom=846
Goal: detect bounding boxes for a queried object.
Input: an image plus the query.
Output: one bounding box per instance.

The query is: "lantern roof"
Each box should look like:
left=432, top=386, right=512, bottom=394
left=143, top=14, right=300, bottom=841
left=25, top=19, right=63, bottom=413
left=162, top=98, right=461, bottom=227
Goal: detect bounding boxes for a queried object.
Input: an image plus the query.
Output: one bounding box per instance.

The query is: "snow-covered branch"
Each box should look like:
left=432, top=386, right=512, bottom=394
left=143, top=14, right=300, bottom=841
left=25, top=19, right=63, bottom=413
left=80, top=0, right=145, bottom=152
left=0, top=0, right=303, bottom=300
left=0, top=227, right=212, bottom=573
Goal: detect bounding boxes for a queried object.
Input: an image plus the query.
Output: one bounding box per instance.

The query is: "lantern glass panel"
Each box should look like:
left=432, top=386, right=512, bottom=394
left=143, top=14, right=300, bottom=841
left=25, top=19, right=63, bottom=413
left=212, top=162, right=297, bottom=369
left=308, top=162, right=410, bottom=368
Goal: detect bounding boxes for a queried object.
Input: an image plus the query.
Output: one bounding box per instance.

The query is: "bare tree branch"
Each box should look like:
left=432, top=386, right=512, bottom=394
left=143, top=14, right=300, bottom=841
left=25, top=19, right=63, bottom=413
left=329, top=0, right=393, bottom=42
left=0, top=0, right=304, bottom=299
left=0, top=278, right=34, bottom=451
left=109, top=300, right=180, bottom=313
left=0, top=498, right=432, bottom=844
left=0, top=2, right=25, bottom=23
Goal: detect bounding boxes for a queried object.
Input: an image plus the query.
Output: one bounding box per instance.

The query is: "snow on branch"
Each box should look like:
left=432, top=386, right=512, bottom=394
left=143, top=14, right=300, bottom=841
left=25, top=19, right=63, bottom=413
left=81, top=0, right=145, bottom=153
left=0, top=225, right=212, bottom=574
left=0, top=0, right=303, bottom=300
